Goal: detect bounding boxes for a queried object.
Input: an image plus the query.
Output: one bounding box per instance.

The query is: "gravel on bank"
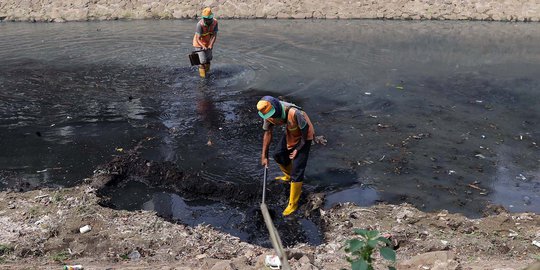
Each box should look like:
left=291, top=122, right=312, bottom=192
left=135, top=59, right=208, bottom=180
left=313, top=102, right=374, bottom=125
left=0, top=185, right=539, bottom=269
left=0, top=0, right=539, bottom=22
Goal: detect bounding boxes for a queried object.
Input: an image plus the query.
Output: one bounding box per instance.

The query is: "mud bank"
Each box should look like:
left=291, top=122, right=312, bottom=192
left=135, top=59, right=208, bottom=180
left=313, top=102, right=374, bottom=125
left=90, top=145, right=326, bottom=247
left=1, top=0, right=539, bottom=22
left=1, top=183, right=539, bottom=269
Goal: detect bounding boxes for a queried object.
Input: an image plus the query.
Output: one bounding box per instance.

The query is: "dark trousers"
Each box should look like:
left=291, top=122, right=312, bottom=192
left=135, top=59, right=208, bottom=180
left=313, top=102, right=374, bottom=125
left=273, top=134, right=311, bottom=182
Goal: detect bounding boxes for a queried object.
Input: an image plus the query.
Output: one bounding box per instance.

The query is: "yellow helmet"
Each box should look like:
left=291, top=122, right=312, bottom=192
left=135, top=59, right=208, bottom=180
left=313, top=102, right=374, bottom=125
left=202, top=7, right=213, bottom=19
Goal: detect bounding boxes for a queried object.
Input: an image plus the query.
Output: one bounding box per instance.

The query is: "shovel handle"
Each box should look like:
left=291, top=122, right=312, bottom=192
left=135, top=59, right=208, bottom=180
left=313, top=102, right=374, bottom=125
left=262, top=166, right=268, bottom=204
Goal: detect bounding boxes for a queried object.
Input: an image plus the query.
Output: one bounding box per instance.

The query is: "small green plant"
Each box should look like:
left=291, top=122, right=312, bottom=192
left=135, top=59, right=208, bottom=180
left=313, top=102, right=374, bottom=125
left=51, top=251, right=69, bottom=262
left=28, top=206, right=39, bottom=216
left=0, top=244, right=13, bottom=256
left=52, top=192, right=63, bottom=203
left=120, top=253, right=130, bottom=260
left=343, top=229, right=396, bottom=270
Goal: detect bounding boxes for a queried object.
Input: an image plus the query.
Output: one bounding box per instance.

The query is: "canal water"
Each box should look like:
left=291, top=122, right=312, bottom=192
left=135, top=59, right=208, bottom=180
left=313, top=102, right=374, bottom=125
left=1, top=20, right=539, bottom=243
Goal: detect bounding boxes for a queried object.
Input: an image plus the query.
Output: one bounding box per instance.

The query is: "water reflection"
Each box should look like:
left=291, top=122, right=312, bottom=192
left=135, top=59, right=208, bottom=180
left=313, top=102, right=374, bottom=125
left=325, top=186, right=380, bottom=209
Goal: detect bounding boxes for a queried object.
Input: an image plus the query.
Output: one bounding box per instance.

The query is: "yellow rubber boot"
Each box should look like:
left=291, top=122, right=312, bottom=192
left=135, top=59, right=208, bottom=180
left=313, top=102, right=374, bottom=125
left=199, top=66, right=206, bottom=78
left=275, top=163, right=292, bottom=182
left=283, top=182, right=302, bottom=216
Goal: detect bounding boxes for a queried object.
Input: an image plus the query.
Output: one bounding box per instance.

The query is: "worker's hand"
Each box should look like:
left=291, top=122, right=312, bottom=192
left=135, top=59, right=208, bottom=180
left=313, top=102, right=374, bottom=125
left=261, top=157, right=268, bottom=167
left=289, top=149, right=298, bottom=160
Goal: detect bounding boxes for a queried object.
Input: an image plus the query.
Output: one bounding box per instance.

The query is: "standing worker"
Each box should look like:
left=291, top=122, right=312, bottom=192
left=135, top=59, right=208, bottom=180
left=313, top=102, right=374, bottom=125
left=257, top=96, right=315, bottom=216
left=193, top=7, right=218, bottom=78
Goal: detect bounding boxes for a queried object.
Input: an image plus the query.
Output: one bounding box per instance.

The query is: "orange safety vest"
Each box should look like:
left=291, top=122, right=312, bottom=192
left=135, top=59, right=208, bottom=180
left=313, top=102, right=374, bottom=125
left=268, top=106, right=315, bottom=150
left=192, top=19, right=217, bottom=48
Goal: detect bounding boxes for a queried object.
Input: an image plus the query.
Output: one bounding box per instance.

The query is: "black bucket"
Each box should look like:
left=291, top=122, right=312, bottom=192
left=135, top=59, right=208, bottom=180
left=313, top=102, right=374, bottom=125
left=189, top=51, right=202, bottom=66
left=188, top=50, right=210, bottom=66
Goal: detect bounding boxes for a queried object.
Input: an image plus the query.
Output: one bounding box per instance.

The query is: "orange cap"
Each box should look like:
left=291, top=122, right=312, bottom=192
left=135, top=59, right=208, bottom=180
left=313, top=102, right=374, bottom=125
left=202, top=7, right=213, bottom=19
left=257, top=100, right=275, bottom=119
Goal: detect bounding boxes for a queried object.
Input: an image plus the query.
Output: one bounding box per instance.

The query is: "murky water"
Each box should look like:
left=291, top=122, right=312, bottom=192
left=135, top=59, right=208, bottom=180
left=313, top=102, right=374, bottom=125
left=1, top=20, right=539, bottom=235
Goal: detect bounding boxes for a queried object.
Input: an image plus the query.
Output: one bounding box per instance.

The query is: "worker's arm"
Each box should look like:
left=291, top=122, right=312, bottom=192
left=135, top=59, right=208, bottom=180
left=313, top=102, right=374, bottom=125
left=261, top=123, right=273, bottom=167
left=194, top=34, right=207, bottom=49
left=208, top=34, right=217, bottom=49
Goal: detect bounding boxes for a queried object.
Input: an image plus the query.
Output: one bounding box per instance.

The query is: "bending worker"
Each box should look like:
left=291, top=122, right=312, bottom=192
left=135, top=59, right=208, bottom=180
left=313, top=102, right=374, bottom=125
left=192, top=7, right=218, bottom=78
left=257, top=96, right=315, bottom=216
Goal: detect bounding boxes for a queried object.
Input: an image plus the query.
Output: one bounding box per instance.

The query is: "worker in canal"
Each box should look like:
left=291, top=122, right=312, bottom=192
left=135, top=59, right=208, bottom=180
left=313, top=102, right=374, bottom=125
left=257, top=96, right=315, bottom=216
left=192, top=7, right=218, bottom=78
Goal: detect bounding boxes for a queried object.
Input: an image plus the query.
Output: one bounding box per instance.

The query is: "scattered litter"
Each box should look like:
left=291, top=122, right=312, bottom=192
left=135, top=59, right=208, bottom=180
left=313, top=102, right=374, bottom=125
left=533, top=240, right=540, bottom=248
left=218, top=127, right=223, bottom=130
left=368, top=114, right=378, bottom=118
left=36, top=169, right=48, bottom=173
left=66, top=116, right=72, bottom=119
left=50, top=124, right=56, bottom=127
left=396, top=86, right=404, bottom=90
left=475, top=100, right=483, bottom=103
left=516, top=174, right=527, bottom=181
left=359, top=159, right=374, bottom=165
left=63, top=265, right=83, bottom=270
left=411, top=133, right=429, bottom=139
left=520, top=135, right=523, bottom=140
left=128, top=250, right=141, bottom=261
left=508, top=230, right=518, bottom=237
left=377, top=123, right=390, bottom=128
left=448, top=170, right=456, bottom=175
left=34, top=194, right=49, bottom=200
left=314, top=135, right=327, bottom=145
left=379, top=155, right=386, bottom=162
left=441, top=240, right=449, bottom=245
left=79, top=225, right=92, bottom=234
left=481, top=135, right=486, bottom=139
left=115, top=147, right=124, bottom=152
left=265, top=255, right=282, bottom=270
left=196, top=254, right=207, bottom=259
left=364, top=92, right=372, bottom=95
left=523, top=196, right=531, bottom=205
left=207, top=140, right=213, bottom=146
left=34, top=216, right=48, bottom=225
left=475, top=154, right=486, bottom=159
left=468, top=184, right=483, bottom=191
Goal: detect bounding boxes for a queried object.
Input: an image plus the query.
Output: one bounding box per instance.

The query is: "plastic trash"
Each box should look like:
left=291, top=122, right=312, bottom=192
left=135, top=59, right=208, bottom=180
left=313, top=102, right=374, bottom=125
left=475, top=154, right=486, bottom=159
left=129, top=250, right=141, bottom=261
left=533, top=240, right=540, bottom=248
left=63, top=265, right=83, bottom=270
left=79, top=225, right=91, bottom=234
left=265, top=255, right=282, bottom=269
